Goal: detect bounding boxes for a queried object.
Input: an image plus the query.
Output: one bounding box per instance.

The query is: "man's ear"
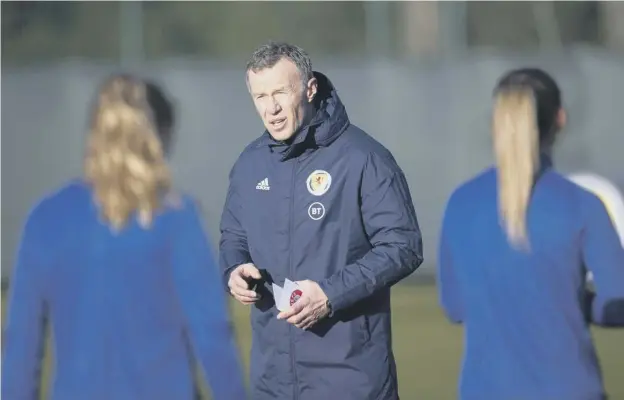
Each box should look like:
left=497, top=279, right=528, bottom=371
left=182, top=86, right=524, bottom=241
left=306, top=77, right=318, bottom=103
left=556, top=108, right=567, bottom=131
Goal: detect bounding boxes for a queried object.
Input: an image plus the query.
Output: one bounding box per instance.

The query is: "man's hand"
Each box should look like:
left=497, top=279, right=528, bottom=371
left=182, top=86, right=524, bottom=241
left=228, top=263, right=262, bottom=305
left=277, top=280, right=330, bottom=330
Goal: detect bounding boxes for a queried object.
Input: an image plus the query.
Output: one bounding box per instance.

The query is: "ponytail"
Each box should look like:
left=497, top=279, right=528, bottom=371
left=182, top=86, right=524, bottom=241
left=492, top=88, right=540, bottom=249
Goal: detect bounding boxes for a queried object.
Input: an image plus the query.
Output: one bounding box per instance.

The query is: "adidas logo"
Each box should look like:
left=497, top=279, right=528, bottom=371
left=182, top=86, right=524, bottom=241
left=256, top=178, right=270, bottom=191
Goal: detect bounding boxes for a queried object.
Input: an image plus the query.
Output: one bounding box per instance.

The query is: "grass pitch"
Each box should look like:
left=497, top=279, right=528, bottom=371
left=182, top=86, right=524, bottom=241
left=2, top=284, right=623, bottom=399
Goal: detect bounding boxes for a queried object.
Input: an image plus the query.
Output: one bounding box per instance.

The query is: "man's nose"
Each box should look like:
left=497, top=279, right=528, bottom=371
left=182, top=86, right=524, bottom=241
left=268, top=97, right=282, bottom=114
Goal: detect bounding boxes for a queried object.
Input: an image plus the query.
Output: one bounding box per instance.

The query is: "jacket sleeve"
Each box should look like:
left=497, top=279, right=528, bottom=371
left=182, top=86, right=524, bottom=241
left=581, top=193, right=624, bottom=326
left=319, top=153, right=423, bottom=313
left=2, top=205, right=48, bottom=400
left=219, top=163, right=252, bottom=291
left=437, top=194, right=463, bottom=324
left=171, top=198, right=247, bottom=400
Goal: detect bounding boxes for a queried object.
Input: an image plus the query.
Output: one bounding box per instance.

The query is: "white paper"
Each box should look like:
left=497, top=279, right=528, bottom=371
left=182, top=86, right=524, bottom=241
left=272, top=279, right=301, bottom=311
left=283, top=279, right=302, bottom=308
left=271, top=283, right=283, bottom=308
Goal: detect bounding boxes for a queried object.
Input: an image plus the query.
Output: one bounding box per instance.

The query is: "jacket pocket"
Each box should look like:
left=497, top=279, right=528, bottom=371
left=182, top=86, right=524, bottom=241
left=358, top=314, right=372, bottom=346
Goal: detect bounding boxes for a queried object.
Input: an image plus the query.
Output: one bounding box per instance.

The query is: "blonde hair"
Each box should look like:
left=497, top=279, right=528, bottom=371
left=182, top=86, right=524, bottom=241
left=84, top=75, right=172, bottom=230
left=492, top=88, right=540, bottom=249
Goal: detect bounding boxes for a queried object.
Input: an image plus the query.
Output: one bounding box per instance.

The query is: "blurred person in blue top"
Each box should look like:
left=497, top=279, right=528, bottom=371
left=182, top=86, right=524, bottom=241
left=438, top=68, right=624, bottom=400
left=1, top=74, right=246, bottom=400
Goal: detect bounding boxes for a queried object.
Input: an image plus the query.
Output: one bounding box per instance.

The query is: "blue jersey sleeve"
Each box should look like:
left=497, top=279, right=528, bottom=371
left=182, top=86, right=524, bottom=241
left=437, top=193, right=464, bottom=324
left=171, top=198, right=247, bottom=399
left=581, top=193, right=624, bottom=326
left=2, top=204, right=48, bottom=399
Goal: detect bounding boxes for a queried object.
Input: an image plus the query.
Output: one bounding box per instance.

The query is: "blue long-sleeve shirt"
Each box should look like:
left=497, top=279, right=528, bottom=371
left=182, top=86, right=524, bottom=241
left=2, top=180, right=246, bottom=400
left=438, top=163, right=624, bottom=400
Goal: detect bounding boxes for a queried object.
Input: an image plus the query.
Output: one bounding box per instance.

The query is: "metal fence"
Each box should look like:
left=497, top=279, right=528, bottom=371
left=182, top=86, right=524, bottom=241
left=2, top=47, right=624, bottom=279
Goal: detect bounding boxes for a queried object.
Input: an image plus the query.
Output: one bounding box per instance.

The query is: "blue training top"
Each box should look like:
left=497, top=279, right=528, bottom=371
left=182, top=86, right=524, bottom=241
left=2, top=180, right=246, bottom=400
left=438, top=158, right=624, bottom=400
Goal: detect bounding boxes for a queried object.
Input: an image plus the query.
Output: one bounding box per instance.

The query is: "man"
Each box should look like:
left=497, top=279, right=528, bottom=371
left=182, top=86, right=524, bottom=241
left=219, top=41, right=423, bottom=400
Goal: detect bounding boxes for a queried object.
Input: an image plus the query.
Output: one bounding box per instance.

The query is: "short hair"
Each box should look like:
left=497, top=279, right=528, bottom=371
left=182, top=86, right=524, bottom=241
left=245, top=41, right=313, bottom=86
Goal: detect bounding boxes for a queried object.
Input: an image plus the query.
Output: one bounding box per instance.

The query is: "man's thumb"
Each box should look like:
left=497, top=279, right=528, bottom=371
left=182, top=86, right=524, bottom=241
left=241, top=264, right=262, bottom=279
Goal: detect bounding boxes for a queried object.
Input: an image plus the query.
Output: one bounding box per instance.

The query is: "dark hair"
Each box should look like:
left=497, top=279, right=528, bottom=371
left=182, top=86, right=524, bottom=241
left=494, top=68, right=562, bottom=144
left=245, top=41, right=313, bottom=86
left=491, top=68, right=562, bottom=249
left=145, top=80, right=175, bottom=155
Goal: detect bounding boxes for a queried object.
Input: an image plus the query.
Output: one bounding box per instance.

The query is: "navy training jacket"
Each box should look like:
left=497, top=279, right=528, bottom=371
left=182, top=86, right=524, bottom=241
left=219, top=72, right=424, bottom=400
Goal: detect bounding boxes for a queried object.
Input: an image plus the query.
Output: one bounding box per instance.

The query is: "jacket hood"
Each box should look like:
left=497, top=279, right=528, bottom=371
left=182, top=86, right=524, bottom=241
left=259, top=71, right=350, bottom=159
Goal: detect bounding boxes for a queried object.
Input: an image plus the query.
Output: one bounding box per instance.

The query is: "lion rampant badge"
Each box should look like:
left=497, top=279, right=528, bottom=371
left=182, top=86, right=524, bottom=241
left=306, top=170, right=332, bottom=196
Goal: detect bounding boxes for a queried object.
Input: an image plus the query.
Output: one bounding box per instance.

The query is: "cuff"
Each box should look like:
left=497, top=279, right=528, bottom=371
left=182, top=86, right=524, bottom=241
left=318, top=279, right=346, bottom=316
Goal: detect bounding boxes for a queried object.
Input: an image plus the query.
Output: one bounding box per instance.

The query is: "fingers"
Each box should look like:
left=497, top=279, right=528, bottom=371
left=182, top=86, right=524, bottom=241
left=277, top=301, right=304, bottom=320
left=299, top=318, right=316, bottom=330
left=276, top=300, right=319, bottom=330
left=228, top=267, right=260, bottom=305
left=287, top=309, right=308, bottom=325
left=230, top=275, right=257, bottom=297
left=276, top=309, right=295, bottom=320
left=240, top=264, right=262, bottom=280
left=237, top=297, right=258, bottom=305
left=231, top=290, right=259, bottom=304
left=230, top=288, right=259, bottom=303
left=288, top=309, right=316, bottom=330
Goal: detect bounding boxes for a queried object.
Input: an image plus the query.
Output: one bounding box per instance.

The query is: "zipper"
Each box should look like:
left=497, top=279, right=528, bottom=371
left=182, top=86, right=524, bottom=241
left=288, top=157, right=300, bottom=399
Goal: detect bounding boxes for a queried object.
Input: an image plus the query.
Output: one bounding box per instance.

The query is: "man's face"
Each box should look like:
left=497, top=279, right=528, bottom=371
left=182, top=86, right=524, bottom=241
left=247, top=58, right=317, bottom=142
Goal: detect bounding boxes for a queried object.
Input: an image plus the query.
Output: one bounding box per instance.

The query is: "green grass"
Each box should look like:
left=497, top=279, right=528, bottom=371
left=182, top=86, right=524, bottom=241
left=3, top=285, right=624, bottom=399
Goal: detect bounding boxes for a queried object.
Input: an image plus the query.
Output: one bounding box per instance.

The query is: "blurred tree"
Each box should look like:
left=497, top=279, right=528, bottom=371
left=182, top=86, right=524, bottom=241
left=400, top=2, right=440, bottom=57
left=602, top=2, right=624, bottom=52
left=143, top=2, right=368, bottom=61
left=2, top=2, right=120, bottom=65
left=1, top=1, right=368, bottom=66
left=466, top=1, right=601, bottom=50
left=0, top=1, right=614, bottom=66
left=554, top=2, right=600, bottom=46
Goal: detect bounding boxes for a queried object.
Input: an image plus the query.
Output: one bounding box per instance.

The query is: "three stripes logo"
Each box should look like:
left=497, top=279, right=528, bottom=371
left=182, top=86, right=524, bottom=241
left=256, top=178, right=270, bottom=191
